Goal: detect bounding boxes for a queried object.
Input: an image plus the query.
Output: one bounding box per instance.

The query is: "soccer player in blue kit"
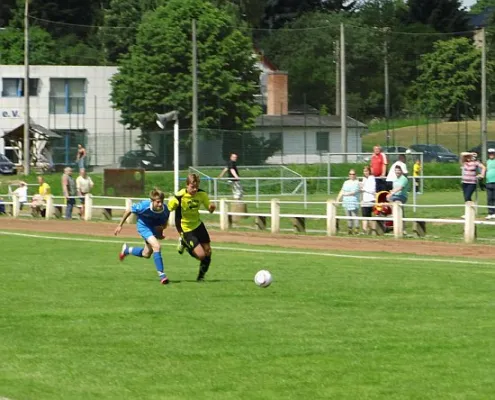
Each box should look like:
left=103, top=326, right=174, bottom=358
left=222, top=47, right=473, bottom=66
left=114, top=188, right=170, bottom=285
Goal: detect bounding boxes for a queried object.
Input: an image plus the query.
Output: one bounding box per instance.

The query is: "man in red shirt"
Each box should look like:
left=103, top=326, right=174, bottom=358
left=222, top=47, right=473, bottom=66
left=370, top=145, right=388, bottom=192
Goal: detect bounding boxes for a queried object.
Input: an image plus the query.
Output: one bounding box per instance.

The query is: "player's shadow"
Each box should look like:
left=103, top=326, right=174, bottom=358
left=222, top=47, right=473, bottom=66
left=170, top=279, right=252, bottom=284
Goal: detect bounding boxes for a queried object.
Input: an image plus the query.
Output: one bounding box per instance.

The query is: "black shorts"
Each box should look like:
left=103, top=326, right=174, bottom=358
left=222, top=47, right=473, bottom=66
left=362, top=206, right=373, bottom=217
left=182, top=222, right=210, bottom=250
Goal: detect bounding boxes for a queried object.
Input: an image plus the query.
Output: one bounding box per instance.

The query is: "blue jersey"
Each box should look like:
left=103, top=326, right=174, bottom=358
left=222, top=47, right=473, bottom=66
left=131, top=200, right=170, bottom=230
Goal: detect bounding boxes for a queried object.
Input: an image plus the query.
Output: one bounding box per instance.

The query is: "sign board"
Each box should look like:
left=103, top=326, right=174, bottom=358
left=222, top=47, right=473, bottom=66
left=0, top=109, right=22, bottom=118
left=104, top=168, right=145, bottom=197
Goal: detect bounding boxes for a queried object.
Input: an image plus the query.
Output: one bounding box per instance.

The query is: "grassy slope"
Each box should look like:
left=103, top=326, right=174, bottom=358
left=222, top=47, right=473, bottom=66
left=363, top=120, right=495, bottom=153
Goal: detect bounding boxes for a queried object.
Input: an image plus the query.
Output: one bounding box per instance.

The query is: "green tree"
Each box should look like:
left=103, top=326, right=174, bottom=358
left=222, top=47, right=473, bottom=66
left=403, top=0, right=469, bottom=33
left=0, top=26, right=56, bottom=64
left=470, top=0, right=495, bottom=13
left=100, top=0, right=158, bottom=64
left=111, top=0, right=261, bottom=133
left=410, top=37, right=482, bottom=119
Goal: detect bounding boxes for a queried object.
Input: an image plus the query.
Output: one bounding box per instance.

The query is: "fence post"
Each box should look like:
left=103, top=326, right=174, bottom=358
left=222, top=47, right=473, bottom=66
left=125, top=198, right=133, bottom=224
left=45, top=194, right=54, bottom=219
left=392, top=201, right=403, bottom=238
left=270, top=198, right=280, bottom=234
left=84, top=194, right=93, bottom=221
left=327, top=199, right=338, bottom=236
left=12, top=195, right=20, bottom=218
left=464, top=201, right=476, bottom=243
left=219, top=199, right=229, bottom=231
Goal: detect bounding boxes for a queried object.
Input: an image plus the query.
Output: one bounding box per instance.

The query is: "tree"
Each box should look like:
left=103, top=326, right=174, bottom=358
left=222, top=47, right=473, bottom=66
left=0, top=26, right=56, bottom=64
left=100, top=0, right=158, bottom=64
left=403, top=0, right=469, bottom=33
left=410, top=37, right=483, bottom=119
left=111, top=0, right=261, bottom=134
left=470, top=0, right=495, bottom=14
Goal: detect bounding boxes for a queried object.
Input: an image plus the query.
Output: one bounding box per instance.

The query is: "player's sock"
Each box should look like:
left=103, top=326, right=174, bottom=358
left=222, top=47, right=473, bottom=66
left=129, top=247, right=144, bottom=257
left=197, top=255, right=211, bottom=281
left=153, top=251, right=165, bottom=274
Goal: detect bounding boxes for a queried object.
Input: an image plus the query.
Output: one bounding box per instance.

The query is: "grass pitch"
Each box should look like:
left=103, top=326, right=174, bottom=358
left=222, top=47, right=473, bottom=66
left=1, top=232, right=495, bottom=399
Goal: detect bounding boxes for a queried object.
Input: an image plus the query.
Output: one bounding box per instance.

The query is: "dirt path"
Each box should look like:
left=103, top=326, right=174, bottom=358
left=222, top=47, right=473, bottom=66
left=1, top=218, right=493, bottom=260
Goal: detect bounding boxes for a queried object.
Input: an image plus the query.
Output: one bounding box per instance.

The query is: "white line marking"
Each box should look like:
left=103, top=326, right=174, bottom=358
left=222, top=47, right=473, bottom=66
left=1, top=231, right=494, bottom=267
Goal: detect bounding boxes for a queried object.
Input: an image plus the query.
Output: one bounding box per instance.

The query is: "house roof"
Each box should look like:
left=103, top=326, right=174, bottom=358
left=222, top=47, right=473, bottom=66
left=255, top=114, right=367, bottom=129
left=469, top=7, right=495, bottom=28
left=2, top=123, right=62, bottom=141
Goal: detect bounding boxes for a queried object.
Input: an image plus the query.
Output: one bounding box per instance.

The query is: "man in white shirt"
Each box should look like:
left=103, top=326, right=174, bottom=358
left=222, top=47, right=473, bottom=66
left=386, top=154, right=408, bottom=191
left=13, top=181, right=28, bottom=210
left=76, top=168, right=94, bottom=218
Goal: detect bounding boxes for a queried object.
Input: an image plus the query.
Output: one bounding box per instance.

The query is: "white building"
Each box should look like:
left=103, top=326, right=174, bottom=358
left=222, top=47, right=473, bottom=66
left=0, top=65, right=135, bottom=167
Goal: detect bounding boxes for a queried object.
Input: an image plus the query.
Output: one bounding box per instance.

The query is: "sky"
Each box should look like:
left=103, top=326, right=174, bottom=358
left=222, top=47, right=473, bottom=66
left=462, top=0, right=477, bottom=10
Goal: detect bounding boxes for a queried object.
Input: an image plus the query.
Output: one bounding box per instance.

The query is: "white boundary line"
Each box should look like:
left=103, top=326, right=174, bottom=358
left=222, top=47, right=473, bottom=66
left=1, top=231, right=495, bottom=267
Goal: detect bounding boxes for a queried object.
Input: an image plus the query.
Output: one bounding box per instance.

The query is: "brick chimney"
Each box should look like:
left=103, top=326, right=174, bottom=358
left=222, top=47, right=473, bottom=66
left=266, top=71, right=288, bottom=116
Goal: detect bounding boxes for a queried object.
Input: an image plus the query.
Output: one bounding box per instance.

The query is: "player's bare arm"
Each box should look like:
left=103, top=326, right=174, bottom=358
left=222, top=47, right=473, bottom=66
left=114, top=210, right=132, bottom=235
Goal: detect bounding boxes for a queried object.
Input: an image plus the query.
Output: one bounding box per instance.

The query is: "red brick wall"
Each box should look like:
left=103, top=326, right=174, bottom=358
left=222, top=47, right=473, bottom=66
left=266, top=72, right=288, bottom=115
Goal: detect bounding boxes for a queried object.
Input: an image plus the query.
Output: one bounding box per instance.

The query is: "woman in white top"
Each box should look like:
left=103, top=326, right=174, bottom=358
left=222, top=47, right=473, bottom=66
left=360, top=166, right=376, bottom=234
left=13, top=181, right=28, bottom=210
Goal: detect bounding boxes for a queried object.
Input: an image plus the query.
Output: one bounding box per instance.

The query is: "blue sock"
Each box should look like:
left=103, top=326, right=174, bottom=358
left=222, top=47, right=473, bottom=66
left=131, top=247, right=144, bottom=257
left=153, top=251, right=165, bottom=274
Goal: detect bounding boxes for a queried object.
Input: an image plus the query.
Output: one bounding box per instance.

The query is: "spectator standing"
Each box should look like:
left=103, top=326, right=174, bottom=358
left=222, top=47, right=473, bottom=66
left=460, top=152, right=486, bottom=207
left=485, top=148, right=495, bottom=219
left=387, top=165, right=409, bottom=204
left=370, top=145, right=388, bottom=192
left=13, top=181, right=28, bottom=210
left=62, top=167, right=77, bottom=220
left=413, top=159, right=422, bottom=194
left=360, top=166, right=376, bottom=234
left=31, top=176, right=51, bottom=217
left=218, top=153, right=243, bottom=200
left=336, top=169, right=361, bottom=235
left=76, top=144, right=87, bottom=169
left=386, top=154, right=408, bottom=190
left=76, top=168, right=94, bottom=218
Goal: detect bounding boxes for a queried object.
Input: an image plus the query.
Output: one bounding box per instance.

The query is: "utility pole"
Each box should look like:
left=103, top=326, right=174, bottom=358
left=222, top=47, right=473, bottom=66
left=340, top=23, right=347, bottom=162
left=192, top=19, right=198, bottom=167
left=481, top=27, right=487, bottom=161
left=335, top=40, right=340, bottom=116
left=24, top=0, right=30, bottom=175
left=384, top=28, right=390, bottom=148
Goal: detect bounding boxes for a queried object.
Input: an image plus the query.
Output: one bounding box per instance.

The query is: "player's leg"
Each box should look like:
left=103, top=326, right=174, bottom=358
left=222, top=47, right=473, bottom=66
left=191, top=223, right=212, bottom=281
left=119, top=226, right=151, bottom=261
left=145, top=235, right=169, bottom=284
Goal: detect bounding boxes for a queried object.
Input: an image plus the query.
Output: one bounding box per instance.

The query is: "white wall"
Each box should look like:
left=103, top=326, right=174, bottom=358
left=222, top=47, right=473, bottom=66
left=0, top=65, right=137, bottom=166
left=254, top=126, right=364, bottom=164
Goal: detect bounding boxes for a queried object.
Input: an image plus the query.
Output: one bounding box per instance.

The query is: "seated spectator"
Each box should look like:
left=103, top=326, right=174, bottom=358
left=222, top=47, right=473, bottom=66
left=13, top=181, right=28, bottom=210
left=31, top=176, right=51, bottom=217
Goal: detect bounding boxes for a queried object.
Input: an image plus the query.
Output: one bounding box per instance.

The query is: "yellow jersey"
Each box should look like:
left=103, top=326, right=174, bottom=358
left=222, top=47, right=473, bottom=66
left=413, top=163, right=421, bottom=177
left=39, top=182, right=51, bottom=200
left=168, top=188, right=210, bottom=232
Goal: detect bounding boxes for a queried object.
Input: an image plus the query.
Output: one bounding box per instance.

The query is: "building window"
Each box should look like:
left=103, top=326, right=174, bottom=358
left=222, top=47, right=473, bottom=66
left=316, top=131, right=329, bottom=152
left=49, top=78, right=86, bottom=114
left=1, top=78, right=39, bottom=97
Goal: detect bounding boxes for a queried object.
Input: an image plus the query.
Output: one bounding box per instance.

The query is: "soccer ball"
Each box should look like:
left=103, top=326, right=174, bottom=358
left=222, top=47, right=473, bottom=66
left=254, top=270, right=273, bottom=288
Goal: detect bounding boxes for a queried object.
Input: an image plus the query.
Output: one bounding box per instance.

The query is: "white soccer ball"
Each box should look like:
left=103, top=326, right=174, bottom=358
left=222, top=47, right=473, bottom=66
left=254, top=270, right=273, bottom=288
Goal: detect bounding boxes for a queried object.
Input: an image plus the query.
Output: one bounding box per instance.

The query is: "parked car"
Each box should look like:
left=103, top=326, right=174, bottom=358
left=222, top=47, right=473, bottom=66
left=469, top=141, right=495, bottom=156
left=119, top=150, right=164, bottom=170
left=408, top=144, right=459, bottom=163
left=0, top=154, right=17, bottom=175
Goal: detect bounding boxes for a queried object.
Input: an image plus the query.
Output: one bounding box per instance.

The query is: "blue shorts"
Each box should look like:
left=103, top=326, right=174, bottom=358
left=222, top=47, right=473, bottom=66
left=137, top=225, right=156, bottom=241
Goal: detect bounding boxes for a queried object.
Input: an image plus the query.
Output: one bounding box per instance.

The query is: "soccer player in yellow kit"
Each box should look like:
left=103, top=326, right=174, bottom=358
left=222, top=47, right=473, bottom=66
left=168, top=174, right=216, bottom=281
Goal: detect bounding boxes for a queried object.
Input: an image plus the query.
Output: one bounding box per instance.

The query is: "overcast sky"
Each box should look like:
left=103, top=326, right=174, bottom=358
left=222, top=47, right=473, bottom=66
left=462, top=0, right=477, bottom=9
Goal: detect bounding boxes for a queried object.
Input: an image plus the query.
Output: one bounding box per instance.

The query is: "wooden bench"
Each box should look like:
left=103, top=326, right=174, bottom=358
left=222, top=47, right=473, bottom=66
left=412, top=221, right=426, bottom=237
left=255, top=216, right=267, bottom=230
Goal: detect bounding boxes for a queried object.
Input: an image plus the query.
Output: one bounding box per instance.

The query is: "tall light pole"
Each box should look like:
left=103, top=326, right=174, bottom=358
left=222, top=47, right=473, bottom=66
left=24, top=0, right=30, bottom=175
left=340, top=23, right=347, bottom=162
left=481, top=27, right=487, bottom=161
left=156, top=111, right=180, bottom=193
left=192, top=19, right=198, bottom=167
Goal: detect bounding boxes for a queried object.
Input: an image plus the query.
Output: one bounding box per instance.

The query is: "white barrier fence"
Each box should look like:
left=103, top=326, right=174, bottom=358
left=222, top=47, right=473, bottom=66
left=1, top=194, right=494, bottom=244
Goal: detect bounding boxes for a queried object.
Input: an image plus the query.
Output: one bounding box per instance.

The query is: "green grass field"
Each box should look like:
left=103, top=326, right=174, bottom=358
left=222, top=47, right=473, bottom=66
left=1, top=231, right=495, bottom=399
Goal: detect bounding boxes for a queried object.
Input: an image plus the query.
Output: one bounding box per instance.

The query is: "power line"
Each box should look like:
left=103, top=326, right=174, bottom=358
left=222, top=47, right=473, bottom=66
left=26, top=14, right=483, bottom=37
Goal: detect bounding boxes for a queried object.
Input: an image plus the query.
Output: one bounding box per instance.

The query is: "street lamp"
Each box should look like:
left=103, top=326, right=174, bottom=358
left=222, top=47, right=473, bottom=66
left=156, top=111, right=179, bottom=193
